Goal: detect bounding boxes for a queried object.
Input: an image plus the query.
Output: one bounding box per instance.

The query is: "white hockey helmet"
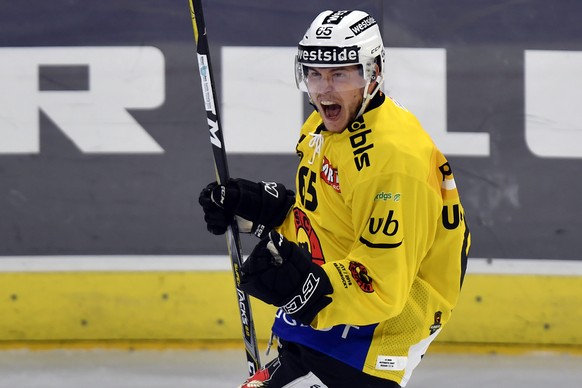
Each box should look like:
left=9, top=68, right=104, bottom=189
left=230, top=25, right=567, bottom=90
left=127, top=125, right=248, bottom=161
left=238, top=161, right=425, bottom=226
left=295, top=10, right=385, bottom=117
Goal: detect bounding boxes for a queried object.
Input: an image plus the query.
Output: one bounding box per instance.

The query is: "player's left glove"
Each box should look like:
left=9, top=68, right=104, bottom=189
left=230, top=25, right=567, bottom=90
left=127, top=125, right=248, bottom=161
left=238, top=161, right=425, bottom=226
left=198, top=178, right=294, bottom=237
left=240, top=231, right=333, bottom=325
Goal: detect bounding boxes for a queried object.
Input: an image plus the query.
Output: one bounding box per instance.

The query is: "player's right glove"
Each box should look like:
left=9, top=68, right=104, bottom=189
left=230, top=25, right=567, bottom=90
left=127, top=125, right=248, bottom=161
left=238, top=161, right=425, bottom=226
left=198, top=178, right=295, bottom=238
left=240, top=231, right=333, bottom=326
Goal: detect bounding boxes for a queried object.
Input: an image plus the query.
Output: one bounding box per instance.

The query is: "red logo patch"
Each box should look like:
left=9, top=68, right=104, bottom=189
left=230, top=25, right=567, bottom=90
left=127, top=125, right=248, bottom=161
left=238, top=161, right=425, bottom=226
left=349, top=261, right=374, bottom=293
left=293, top=207, right=325, bottom=266
left=320, top=156, right=340, bottom=193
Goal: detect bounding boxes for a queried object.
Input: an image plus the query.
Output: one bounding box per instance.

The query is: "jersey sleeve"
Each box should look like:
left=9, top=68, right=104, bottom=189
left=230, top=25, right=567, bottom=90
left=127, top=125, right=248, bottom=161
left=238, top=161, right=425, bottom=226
left=312, top=172, right=442, bottom=329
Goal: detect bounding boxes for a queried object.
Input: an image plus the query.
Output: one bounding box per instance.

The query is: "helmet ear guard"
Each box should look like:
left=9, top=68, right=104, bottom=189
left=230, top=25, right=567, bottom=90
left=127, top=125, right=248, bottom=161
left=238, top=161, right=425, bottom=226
left=357, top=60, right=383, bottom=118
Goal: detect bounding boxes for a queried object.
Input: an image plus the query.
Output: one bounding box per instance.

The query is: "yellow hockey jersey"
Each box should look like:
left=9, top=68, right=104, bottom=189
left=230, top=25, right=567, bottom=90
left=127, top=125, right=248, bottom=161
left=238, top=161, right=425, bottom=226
left=273, top=92, right=471, bottom=386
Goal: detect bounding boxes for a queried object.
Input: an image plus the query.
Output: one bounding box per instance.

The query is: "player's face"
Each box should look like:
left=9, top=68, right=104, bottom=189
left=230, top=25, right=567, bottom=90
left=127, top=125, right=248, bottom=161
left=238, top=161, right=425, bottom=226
left=305, top=65, right=366, bottom=133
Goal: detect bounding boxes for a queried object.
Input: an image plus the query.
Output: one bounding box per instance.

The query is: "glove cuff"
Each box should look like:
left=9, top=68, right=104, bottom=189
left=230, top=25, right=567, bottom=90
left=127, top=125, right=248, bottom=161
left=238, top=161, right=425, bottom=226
left=235, top=179, right=295, bottom=238
left=281, top=263, right=333, bottom=325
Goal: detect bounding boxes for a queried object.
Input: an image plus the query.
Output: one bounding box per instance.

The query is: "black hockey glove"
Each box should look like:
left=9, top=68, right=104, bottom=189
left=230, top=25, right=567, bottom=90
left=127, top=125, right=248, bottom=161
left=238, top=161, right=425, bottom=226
left=240, top=231, right=333, bottom=326
left=198, top=178, right=295, bottom=237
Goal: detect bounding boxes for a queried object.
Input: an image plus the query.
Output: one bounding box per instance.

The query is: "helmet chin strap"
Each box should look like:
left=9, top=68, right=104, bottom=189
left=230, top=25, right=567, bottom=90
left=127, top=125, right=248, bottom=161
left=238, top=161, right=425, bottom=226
left=356, top=75, right=383, bottom=119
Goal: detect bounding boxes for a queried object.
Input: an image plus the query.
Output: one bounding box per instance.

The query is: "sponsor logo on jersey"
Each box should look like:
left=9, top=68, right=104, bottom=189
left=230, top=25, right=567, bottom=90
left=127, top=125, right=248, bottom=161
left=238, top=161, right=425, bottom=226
left=348, top=117, right=374, bottom=171
left=332, top=262, right=353, bottom=289
left=321, top=156, right=341, bottom=192
left=298, top=45, right=359, bottom=65
left=438, top=162, right=458, bottom=193
left=436, top=159, right=464, bottom=230
left=349, top=16, right=377, bottom=36
left=442, top=204, right=463, bottom=230
left=374, top=191, right=401, bottom=202
left=349, top=261, right=374, bottom=293
left=359, top=210, right=403, bottom=249
left=293, top=207, right=325, bottom=265
left=322, top=10, right=353, bottom=25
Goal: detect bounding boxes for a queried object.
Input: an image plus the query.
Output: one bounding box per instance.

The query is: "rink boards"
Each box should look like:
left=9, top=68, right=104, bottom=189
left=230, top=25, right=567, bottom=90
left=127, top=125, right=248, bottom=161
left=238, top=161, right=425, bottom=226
left=1, top=257, right=581, bottom=348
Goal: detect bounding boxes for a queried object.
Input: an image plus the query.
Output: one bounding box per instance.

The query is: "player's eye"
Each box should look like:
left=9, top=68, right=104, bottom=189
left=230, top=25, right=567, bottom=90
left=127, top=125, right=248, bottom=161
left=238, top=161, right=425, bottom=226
left=333, top=72, right=351, bottom=82
left=307, top=70, right=322, bottom=80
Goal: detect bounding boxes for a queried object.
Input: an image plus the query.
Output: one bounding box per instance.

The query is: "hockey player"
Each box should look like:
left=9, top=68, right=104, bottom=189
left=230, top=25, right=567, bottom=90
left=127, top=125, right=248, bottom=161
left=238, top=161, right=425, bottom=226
left=199, top=9, right=471, bottom=388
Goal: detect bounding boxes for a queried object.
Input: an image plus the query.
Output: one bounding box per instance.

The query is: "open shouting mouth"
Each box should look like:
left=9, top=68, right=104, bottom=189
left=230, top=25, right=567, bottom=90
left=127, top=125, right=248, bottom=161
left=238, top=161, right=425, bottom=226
left=320, top=100, right=342, bottom=121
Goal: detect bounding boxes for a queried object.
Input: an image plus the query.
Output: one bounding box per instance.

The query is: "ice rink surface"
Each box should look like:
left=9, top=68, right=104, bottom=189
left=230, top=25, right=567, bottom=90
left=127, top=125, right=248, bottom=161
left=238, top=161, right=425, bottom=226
left=0, top=347, right=580, bottom=387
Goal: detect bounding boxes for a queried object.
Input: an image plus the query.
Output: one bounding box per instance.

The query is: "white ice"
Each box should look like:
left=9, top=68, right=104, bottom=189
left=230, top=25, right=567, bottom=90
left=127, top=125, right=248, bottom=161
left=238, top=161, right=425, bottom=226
left=0, top=348, right=580, bottom=387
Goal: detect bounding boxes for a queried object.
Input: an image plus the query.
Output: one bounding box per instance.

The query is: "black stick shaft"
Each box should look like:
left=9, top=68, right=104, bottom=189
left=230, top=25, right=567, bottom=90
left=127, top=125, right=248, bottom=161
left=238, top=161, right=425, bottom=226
left=188, top=0, right=261, bottom=377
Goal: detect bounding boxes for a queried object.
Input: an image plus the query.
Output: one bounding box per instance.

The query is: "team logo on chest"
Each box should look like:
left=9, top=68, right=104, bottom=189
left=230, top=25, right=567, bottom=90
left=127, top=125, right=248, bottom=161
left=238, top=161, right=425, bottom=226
left=320, top=156, right=340, bottom=193
left=293, top=208, right=325, bottom=266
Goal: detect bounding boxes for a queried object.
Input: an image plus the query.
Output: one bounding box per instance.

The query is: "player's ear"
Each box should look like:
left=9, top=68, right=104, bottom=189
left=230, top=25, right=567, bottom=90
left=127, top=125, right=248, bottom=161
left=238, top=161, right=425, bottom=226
left=372, top=63, right=380, bottom=81
left=368, top=63, right=381, bottom=93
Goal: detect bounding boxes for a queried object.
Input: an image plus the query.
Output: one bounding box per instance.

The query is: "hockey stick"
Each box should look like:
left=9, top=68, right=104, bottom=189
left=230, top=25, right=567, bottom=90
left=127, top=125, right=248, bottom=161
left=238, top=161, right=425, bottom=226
left=188, top=0, right=261, bottom=376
